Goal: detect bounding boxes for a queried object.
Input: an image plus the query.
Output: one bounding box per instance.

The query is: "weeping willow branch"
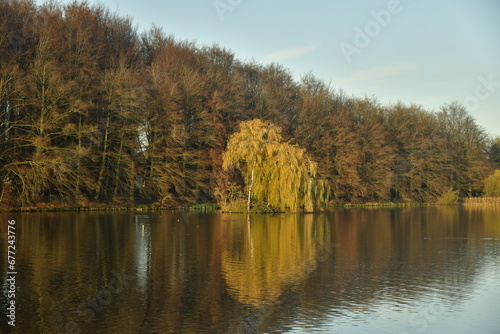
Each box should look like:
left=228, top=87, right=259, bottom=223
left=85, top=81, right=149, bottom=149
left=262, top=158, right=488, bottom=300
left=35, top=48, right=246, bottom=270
left=222, top=119, right=330, bottom=212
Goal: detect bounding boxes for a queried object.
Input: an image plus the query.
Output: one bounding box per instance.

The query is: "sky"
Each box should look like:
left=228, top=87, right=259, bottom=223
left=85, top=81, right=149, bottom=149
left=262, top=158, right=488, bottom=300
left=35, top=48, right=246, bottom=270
left=37, top=0, right=500, bottom=136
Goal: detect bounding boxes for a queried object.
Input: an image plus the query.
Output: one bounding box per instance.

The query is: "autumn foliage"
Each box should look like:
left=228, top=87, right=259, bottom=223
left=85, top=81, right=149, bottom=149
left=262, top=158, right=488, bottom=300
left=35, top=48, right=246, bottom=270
left=222, top=119, right=329, bottom=212
left=483, top=170, right=500, bottom=197
left=0, top=1, right=496, bottom=209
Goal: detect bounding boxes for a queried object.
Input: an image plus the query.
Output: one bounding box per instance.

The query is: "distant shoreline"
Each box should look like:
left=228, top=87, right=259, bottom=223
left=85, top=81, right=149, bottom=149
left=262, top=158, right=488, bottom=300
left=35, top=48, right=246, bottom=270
left=2, top=199, right=498, bottom=213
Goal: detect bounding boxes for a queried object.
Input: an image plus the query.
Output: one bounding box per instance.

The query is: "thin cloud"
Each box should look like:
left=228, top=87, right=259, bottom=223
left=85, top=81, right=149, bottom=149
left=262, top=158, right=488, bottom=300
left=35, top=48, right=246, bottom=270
left=265, top=43, right=321, bottom=63
left=339, top=63, right=419, bottom=84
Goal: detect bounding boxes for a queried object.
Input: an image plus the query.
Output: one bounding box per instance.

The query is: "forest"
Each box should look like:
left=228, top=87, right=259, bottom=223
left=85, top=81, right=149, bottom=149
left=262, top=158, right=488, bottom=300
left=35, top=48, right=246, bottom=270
left=1, top=0, right=499, bottom=210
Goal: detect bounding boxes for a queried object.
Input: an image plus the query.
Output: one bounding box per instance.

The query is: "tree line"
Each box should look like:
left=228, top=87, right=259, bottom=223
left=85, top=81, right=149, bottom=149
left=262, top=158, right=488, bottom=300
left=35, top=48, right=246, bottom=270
left=0, top=1, right=498, bottom=208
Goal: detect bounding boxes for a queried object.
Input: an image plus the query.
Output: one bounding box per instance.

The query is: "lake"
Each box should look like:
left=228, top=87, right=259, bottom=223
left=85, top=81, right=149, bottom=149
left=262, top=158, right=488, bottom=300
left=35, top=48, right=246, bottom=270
left=1, top=207, right=499, bottom=333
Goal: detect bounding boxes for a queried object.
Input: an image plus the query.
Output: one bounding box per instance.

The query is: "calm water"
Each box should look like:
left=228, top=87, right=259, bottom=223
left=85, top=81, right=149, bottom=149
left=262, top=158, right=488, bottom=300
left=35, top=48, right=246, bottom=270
left=0, top=207, right=499, bottom=333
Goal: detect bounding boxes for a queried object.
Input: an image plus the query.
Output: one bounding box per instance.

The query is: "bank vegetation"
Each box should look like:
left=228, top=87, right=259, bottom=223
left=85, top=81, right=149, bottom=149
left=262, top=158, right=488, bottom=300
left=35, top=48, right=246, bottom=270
left=1, top=1, right=499, bottom=211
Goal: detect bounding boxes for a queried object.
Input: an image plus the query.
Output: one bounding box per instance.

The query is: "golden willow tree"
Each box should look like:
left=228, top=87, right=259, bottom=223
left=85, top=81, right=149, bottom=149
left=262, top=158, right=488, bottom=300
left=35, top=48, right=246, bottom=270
left=222, top=119, right=329, bottom=212
left=483, top=170, right=500, bottom=197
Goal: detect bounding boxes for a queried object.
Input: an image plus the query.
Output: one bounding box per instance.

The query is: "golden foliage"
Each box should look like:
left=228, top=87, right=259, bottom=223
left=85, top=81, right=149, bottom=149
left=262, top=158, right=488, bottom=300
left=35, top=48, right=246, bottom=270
left=436, top=187, right=459, bottom=205
left=221, top=214, right=330, bottom=306
left=222, top=119, right=329, bottom=212
left=483, top=170, right=500, bottom=197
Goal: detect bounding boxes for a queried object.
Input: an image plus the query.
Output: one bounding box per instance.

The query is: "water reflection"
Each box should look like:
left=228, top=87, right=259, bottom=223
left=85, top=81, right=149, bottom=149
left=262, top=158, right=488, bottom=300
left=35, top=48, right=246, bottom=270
left=221, top=214, right=330, bottom=307
left=0, top=207, right=498, bottom=333
left=134, top=214, right=152, bottom=290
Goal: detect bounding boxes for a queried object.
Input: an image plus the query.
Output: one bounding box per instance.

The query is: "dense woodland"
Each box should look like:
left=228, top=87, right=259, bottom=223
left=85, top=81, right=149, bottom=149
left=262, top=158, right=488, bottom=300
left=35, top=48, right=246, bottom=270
left=1, top=1, right=499, bottom=209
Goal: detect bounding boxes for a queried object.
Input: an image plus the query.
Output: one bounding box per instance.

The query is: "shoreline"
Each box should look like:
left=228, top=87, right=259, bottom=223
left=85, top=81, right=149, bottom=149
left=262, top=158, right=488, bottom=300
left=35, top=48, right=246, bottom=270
left=3, top=199, right=498, bottom=213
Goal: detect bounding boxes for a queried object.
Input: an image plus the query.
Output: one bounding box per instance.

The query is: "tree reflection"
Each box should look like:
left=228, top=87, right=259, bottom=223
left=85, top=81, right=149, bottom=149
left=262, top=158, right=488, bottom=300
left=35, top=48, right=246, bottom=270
left=0, top=208, right=498, bottom=333
left=221, top=214, right=331, bottom=307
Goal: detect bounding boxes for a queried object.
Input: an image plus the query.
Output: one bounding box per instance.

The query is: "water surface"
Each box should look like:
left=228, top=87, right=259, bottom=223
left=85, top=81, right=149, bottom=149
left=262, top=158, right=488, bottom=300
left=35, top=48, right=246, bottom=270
left=1, top=207, right=499, bottom=333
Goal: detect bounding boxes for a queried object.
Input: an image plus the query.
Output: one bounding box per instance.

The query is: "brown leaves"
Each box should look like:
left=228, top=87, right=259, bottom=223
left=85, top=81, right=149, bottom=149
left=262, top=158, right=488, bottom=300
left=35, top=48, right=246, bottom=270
left=0, top=1, right=493, bottom=208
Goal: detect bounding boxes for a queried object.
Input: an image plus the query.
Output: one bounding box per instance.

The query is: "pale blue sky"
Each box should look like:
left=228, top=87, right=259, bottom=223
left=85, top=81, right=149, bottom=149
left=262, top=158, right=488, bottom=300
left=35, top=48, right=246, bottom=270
left=39, top=0, right=500, bottom=136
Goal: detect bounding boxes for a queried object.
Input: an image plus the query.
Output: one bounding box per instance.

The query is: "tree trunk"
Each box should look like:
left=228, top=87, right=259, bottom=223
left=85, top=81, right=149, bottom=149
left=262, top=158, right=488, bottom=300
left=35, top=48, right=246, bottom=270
left=95, top=112, right=110, bottom=200
left=247, top=159, right=255, bottom=213
left=112, top=126, right=125, bottom=202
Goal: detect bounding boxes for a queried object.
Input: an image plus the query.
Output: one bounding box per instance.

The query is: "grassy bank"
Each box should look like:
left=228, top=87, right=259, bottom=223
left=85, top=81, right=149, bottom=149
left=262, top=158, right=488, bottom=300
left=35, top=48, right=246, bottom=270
left=331, top=202, right=428, bottom=208
left=0, top=202, right=188, bottom=213
left=463, top=197, right=500, bottom=206
left=3, top=198, right=499, bottom=213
